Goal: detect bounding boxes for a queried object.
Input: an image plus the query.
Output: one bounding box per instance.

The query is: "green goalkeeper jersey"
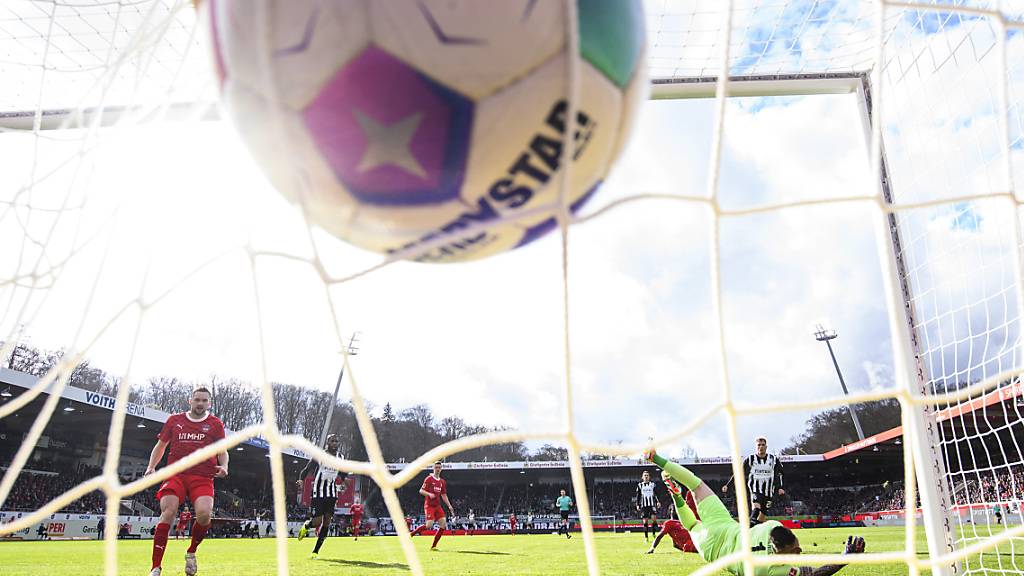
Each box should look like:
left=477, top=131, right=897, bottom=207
left=689, top=496, right=800, bottom=576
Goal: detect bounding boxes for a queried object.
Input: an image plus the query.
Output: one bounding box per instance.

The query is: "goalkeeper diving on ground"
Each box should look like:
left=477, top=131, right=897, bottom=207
left=643, top=449, right=866, bottom=575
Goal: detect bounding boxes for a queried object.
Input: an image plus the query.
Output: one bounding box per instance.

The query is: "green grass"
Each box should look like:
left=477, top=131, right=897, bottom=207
left=0, top=527, right=1020, bottom=575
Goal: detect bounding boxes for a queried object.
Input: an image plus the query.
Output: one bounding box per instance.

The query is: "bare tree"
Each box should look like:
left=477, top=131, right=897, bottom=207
left=68, top=359, right=109, bottom=393
left=206, top=377, right=262, bottom=431
left=785, top=398, right=901, bottom=454
left=299, top=389, right=332, bottom=442
left=5, top=344, right=56, bottom=376
left=271, top=382, right=306, bottom=435
left=532, top=444, right=569, bottom=461
left=399, top=404, right=434, bottom=429
left=142, top=377, right=192, bottom=414
left=437, top=415, right=467, bottom=442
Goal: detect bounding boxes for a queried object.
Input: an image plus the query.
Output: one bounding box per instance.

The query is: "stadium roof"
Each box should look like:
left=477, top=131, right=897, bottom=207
left=4, top=366, right=1018, bottom=476
left=819, top=381, right=1024, bottom=471
left=0, top=367, right=309, bottom=459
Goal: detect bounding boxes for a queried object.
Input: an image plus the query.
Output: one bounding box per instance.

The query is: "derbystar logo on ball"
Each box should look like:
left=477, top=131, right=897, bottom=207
left=208, top=0, right=647, bottom=263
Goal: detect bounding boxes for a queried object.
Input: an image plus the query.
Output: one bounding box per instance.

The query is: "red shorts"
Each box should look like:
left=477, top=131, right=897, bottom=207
left=424, top=505, right=445, bottom=522
left=157, top=474, right=215, bottom=503
left=352, top=515, right=362, bottom=524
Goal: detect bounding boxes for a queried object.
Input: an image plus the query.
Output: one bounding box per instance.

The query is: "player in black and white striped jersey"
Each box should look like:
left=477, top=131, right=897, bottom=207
left=636, top=470, right=661, bottom=541
left=722, top=436, right=784, bottom=526
left=295, top=434, right=346, bottom=559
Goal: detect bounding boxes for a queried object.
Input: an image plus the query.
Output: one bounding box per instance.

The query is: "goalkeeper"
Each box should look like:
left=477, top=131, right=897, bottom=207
left=644, top=449, right=865, bottom=576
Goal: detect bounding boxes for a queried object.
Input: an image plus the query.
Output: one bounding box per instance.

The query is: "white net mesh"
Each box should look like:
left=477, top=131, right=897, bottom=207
left=1, top=1, right=1024, bottom=575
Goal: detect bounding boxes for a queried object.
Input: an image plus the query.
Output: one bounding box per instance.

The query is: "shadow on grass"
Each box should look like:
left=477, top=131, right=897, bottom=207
left=453, top=550, right=513, bottom=556
left=320, top=558, right=410, bottom=570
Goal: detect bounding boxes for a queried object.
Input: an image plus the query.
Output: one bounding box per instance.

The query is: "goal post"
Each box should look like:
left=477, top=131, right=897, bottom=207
left=857, top=71, right=961, bottom=576
left=650, top=69, right=961, bottom=575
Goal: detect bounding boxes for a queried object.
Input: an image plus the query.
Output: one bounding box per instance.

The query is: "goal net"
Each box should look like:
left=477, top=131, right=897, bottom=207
left=0, top=1, right=1023, bottom=576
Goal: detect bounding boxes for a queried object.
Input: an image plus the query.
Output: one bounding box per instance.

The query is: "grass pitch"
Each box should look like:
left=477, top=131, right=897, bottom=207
left=0, top=526, right=1020, bottom=575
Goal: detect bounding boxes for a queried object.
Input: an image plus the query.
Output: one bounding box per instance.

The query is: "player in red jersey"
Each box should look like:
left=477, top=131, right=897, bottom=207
left=409, top=461, right=455, bottom=550
left=350, top=498, right=364, bottom=540
left=647, top=487, right=699, bottom=554
left=175, top=506, right=192, bottom=539
left=145, top=387, right=227, bottom=576
left=509, top=512, right=517, bottom=536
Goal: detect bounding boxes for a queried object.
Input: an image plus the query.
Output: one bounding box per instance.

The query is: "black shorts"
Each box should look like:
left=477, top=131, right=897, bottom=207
left=310, top=496, right=335, bottom=518
left=750, top=493, right=773, bottom=513
left=639, top=505, right=657, bottom=518
left=560, top=511, right=570, bottom=521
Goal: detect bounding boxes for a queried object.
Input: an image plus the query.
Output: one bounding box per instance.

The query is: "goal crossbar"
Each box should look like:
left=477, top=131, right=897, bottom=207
left=651, top=72, right=866, bottom=100
left=0, top=73, right=868, bottom=131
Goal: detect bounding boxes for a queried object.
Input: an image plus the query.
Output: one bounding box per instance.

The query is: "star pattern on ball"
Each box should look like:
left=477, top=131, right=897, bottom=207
left=353, top=109, right=428, bottom=179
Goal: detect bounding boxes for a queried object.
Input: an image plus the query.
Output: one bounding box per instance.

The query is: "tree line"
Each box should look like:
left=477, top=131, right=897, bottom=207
left=784, top=399, right=902, bottom=454
left=4, top=343, right=566, bottom=463
left=7, top=342, right=918, bottom=460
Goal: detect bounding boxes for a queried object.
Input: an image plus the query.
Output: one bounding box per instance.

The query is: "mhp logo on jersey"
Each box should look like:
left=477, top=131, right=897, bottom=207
left=179, top=432, right=205, bottom=441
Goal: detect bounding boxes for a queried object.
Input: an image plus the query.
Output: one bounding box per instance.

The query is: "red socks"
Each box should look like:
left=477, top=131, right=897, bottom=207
left=151, top=523, right=170, bottom=569
left=431, top=528, right=444, bottom=549
left=187, top=520, right=210, bottom=553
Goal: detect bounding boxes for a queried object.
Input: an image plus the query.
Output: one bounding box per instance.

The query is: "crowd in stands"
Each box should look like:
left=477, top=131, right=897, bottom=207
left=797, top=486, right=886, bottom=516
left=958, top=465, right=1024, bottom=504
left=3, top=461, right=106, bottom=513
left=878, top=464, right=1024, bottom=511
left=6, top=454, right=1024, bottom=523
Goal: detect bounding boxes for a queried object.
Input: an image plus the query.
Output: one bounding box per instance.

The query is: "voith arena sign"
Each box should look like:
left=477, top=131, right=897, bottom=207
left=81, top=391, right=146, bottom=417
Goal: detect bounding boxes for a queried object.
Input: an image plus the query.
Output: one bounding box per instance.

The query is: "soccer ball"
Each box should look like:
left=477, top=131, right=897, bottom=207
left=207, top=0, right=647, bottom=263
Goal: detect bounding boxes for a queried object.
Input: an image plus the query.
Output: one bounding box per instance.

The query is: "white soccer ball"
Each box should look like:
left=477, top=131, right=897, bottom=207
left=207, top=0, right=647, bottom=263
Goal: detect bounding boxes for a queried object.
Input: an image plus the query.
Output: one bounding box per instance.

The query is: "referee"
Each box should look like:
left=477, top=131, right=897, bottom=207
left=636, top=470, right=661, bottom=541
left=296, top=434, right=347, bottom=559
left=722, top=436, right=784, bottom=526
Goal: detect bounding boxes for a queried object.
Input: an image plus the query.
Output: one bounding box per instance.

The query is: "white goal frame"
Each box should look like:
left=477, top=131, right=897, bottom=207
left=655, top=70, right=959, bottom=576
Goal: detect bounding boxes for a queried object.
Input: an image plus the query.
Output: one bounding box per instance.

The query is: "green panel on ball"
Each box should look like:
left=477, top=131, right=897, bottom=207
left=577, top=0, right=646, bottom=88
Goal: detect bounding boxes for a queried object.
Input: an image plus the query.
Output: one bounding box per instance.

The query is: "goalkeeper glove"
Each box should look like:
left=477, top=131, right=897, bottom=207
left=843, top=535, right=866, bottom=555
left=662, top=473, right=682, bottom=496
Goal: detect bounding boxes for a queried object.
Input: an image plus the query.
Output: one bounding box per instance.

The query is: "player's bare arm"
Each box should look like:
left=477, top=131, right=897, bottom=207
left=295, top=458, right=316, bottom=490
left=418, top=484, right=434, bottom=500
left=214, top=450, right=229, bottom=478
left=646, top=531, right=666, bottom=554
left=145, top=439, right=169, bottom=475
left=441, top=493, right=454, bottom=515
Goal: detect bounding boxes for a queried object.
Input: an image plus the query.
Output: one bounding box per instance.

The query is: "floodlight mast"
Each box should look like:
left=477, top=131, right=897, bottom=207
left=813, top=324, right=865, bottom=441
left=317, top=332, right=361, bottom=449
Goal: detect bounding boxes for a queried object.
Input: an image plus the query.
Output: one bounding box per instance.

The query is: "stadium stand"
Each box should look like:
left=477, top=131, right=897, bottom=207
left=3, top=367, right=1023, bottom=540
